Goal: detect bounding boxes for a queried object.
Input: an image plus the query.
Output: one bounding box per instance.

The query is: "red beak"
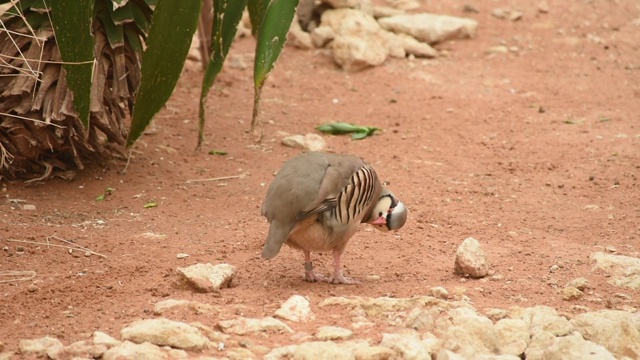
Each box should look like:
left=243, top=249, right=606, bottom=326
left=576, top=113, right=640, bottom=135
left=371, top=215, right=387, bottom=225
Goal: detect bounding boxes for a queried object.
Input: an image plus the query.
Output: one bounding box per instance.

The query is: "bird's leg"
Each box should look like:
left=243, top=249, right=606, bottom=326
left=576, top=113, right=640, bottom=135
left=303, top=251, right=328, bottom=282
left=329, top=250, right=358, bottom=285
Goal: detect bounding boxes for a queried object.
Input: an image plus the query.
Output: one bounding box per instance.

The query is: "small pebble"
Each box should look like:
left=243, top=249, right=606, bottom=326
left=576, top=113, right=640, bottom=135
left=177, top=253, right=190, bottom=259
left=22, top=204, right=36, bottom=211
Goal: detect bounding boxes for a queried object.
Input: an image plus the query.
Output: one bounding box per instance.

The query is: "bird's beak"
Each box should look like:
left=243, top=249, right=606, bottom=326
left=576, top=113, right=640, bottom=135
left=371, top=216, right=387, bottom=225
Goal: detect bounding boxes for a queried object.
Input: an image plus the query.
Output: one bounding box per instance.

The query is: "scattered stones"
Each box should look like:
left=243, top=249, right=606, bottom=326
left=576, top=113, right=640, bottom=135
left=561, top=286, right=583, bottom=301
left=120, top=318, right=211, bottom=351
left=492, top=8, right=523, bottom=21
left=153, top=298, right=219, bottom=315
left=102, top=341, right=168, bottom=360
left=454, top=237, right=490, bottom=278
left=315, top=326, right=353, bottom=341
left=404, top=307, right=435, bottom=331
left=438, top=307, right=497, bottom=358
left=92, top=331, right=121, bottom=347
left=380, top=331, right=432, bottom=360
left=494, top=318, right=529, bottom=356
left=589, top=252, right=640, bottom=289
left=565, top=277, right=589, bottom=291
left=47, top=340, right=108, bottom=360
left=275, top=295, right=316, bottom=322
left=282, top=133, right=327, bottom=152
left=542, top=331, right=616, bottom=359
left=429, top=286, right=449, bottom=300
left=19, top=336, right=63, bottom=357
left=378, top=13, right=478, bottom=44
left=571, top=310, right=640, bottom=358
left=293, top=341, right=352, bottom=360
left=7, top=294, right=638, bottom=360
left=176, top=263, right=236, bottom=293
left=217, top=316, right=293, bottom=335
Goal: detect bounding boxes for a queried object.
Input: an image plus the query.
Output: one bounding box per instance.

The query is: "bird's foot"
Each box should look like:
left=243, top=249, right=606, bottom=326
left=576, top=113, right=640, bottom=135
left=304, top=270, right=329, bottom=283
left=303, top=261, right=329, bottom=282
left=328, top=272, right=359, bottom=285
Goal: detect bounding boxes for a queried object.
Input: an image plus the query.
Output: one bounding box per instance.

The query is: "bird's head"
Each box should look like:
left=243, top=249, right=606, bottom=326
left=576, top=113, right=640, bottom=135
left=368, top=190, right=408, bottom=232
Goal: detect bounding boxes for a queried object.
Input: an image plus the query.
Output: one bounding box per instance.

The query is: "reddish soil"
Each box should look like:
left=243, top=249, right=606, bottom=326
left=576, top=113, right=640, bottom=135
left=1, top=0, right=639, bottom=355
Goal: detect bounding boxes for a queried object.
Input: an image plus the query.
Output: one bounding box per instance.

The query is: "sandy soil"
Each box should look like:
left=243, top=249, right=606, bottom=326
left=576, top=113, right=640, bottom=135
left=1, top=0, right=639, bottom=354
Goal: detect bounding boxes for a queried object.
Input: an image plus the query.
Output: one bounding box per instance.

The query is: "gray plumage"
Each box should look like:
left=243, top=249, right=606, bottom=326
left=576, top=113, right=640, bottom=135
left=261, top=152, right=407, bottom=284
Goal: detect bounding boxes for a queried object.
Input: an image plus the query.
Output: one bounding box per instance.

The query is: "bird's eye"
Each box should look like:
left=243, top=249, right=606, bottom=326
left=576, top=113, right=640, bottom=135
left=378, top=211, right=383, bottom=217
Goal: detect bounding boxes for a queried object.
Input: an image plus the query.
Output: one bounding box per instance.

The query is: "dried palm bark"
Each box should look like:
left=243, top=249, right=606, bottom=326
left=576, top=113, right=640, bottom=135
left=0, top=13, right=141, bottom=181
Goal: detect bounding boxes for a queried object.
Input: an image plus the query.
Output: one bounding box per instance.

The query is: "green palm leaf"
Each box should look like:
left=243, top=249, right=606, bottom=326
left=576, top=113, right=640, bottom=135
left=127, top=0, right=203, bottom=147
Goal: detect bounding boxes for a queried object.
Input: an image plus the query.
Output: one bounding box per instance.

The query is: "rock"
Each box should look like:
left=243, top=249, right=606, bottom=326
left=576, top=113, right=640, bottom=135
left=571, top=310, right=640, bottom=358
left=565, top=277, right=589, bottom=291
left=395, top=33, right=438, bottom=58
left=227, top=347, right=258, bottom=359
left=353, top=345, right=394, bottom=360
left=537, top=1, right=550, bottom=13
left=154, top=299, right=191, bottom=314
left=332, top=35, right=387, bottom=71
left=282, top=133, right=327, bottom=152
left=93, top=331, right=121, bottom=347
left=561, top=286, right=583, bottom=301
left=120, top=318, right=210, bottom=350
left=429, top=287, right=449, bottom=300
left=316, top=326, right=353, bottom=340
left=22, top=204, right=36, bottom=210
left=510, top=305, right=574, bottom=336
left=435, top=349, right=466, bottom=360
left=265, top=345, right=298, bottom=360
left=19, top=336, right=63, bottom=357
left=176, top=263, right=236, bottom=292
left=378, top=13, right=478, bottom=44
left=275, top=295, right=315, bottom=322
left=0, top=352, right=13, bottom=360
left=403, top=307, right=435, bottom=331
left=385, top=0, right=419, bottom=11
left=102, top=341, right=168, bottom=360
left=311, top=26, right=336, bottom=48
left=47, top=340, right=108, bottom=359
left=524, top=331, right=556, bottom=360
left=493, top=318, right=529, bottom=356
left=438, top=307, right=497, bottom=358
left=542, top=331, right=616, bottom=359
left=379, top=332, right=432, bottom=360
left=218, top=316, right=293, bottom=335
left=372, top=5, right=405, bottom=18
left=288, top=15, right=314, bottom=49
left=322, top=0, right=370, bottom=11
left=153, top=298, right=218, bottom=315
left=320, top=9, right=393, bottom=71
left=454, top=237, right=490, bottom=278
left=492, top=8, right=523, bottom=21
left=320, top=295, right=459, bottom=316
left=590, top=252, right=640, bottom=289
left=293, top=341, right=353, bottom=360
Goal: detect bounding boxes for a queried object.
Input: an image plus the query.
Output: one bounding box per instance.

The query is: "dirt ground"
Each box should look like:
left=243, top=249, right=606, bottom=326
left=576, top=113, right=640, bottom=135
left=1, top=0, right=639, bottom=355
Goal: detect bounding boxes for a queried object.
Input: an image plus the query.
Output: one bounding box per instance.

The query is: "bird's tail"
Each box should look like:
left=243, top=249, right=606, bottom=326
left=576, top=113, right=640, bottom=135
left=261, top=221, right=291, bottom=259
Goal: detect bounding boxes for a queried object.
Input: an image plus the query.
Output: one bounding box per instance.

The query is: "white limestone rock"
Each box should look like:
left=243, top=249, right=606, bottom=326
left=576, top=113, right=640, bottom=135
left=120, top=318, right=210, bottom=351
left=176, top=263, right=236, bottom=293
left=217, top=316, right=293, bottom=335
left=454, top=237, right=490, bottom=278
left=590, top=252, right=640, bottom=289
left=378, top=13, right=478, bottom=44
left=102, top=341, right=168, bottom=360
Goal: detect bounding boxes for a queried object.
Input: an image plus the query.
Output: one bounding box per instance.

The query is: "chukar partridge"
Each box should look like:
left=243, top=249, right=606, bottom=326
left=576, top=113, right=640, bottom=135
left=261, top=152, right=408, bottom=284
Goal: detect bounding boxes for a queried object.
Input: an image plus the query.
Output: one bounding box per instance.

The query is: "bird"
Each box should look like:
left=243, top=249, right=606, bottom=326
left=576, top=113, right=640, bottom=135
left=261, top=152, right=408, bottom=284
